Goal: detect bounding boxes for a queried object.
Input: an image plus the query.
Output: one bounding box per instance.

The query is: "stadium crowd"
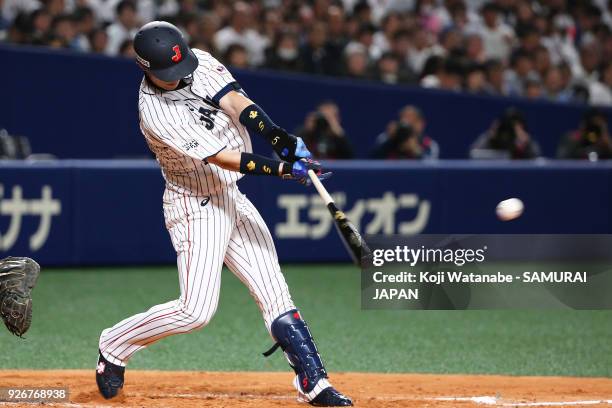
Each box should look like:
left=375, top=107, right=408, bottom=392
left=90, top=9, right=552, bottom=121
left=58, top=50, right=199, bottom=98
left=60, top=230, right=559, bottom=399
left=1, top=0, right=612, bottom=106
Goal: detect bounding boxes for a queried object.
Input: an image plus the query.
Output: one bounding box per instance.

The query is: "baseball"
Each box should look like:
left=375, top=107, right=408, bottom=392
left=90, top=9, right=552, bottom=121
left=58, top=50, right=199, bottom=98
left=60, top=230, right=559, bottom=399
left=496, top=198, right=524, bottom=221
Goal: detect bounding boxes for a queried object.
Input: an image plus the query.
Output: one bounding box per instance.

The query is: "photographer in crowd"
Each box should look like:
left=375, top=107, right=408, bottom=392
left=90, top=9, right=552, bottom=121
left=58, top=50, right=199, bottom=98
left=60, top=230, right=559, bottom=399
left=470, top=107, right=540, bottom=159
left=557, top=109, right=612, bottom=160
left=370, top=105, right=439, bottom=159
left=295, top=101, right=354, bottom=160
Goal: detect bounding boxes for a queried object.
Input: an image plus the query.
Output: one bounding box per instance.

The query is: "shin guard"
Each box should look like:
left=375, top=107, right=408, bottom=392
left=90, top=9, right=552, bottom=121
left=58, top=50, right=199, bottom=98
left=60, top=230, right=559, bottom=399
left=263, top=310, right=328, bottom=393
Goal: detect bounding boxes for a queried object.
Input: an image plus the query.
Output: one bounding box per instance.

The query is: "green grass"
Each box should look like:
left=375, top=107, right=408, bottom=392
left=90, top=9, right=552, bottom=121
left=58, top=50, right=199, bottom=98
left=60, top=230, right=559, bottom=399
left=0, top=265, right=610, bottom=377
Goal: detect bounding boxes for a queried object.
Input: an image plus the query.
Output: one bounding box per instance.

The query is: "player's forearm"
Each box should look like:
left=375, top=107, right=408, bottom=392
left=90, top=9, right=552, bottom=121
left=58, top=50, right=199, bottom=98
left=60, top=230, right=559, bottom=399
left=237, top=104, right=298, bottom=158
left=219, top=91, right=298, bottom=160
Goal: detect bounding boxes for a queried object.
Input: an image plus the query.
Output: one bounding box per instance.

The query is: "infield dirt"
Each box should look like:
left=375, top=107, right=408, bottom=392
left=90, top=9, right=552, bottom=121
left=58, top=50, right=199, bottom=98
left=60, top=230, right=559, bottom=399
left=0, top=371, right=611, bottom=407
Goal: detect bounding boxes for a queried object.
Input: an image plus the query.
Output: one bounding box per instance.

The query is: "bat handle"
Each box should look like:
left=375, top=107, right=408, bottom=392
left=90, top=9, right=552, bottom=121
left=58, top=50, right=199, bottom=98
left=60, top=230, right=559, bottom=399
left=308, top=169, right=334, bottom=205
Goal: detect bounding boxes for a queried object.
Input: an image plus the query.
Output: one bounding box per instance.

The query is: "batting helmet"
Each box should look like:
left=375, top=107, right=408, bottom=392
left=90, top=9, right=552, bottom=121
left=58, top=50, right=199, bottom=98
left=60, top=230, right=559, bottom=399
left=134, top=21, right=198, bottom=82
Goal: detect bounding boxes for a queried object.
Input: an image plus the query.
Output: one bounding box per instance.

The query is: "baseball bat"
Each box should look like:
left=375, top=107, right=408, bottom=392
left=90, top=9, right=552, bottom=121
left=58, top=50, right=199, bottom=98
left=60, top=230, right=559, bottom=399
left=307, top=170, right=371, bottom=267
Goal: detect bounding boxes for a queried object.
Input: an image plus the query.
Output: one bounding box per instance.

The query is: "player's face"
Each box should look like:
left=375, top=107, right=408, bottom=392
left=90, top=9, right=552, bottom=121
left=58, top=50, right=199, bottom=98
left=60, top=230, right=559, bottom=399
left=147, top=73, right=180, bottom=91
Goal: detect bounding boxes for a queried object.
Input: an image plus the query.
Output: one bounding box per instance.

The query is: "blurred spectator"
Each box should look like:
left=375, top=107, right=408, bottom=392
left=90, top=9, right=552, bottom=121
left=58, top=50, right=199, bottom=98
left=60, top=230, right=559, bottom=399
left=533, top=45, right=552, bottom=78
left=265, top=31, right=302, bottom=72
left=299, top=21, right=341, bottom=76
left=224, top=43, right=249, bottom=69
left=195, top=13, right=220, bottom=51
left=348, top=22, right=378, bottom=59
left=438, top=58, right=463, bottom=90
left=327, top=5, right=349, bottom=47
left=72, top=7, right=95, bottom=51
left=578, top=42, right=612, bottom=105
left=557, top=108, right=612, bottom=160
left=504, top=50, right=535, bottom=96
left=371, top=105, right=439, bottom=159
left=119, top=38, right=135, bottom=58
left=373, top=51, right=415, bottom=84
left=423, top=56, right=463, bottom=89
left=49, top=14, right=79, bottom=50
left=524, top=74, right=544, bottom=99
left=469, top=3, right=515, bottom=61
left=88, top=27, right=108, bottom=53
left=465, top=33, right=486, bottom=63
left=372, top=12, right=400, bottom=56
left=470, top=107, right=540, bottom=159
left=105, top=0, right=139, bottom=55
left=544, top=66, right=571, bottom=102
left=408, top=29, right=442, bottom=73
left=214, top=1, right=268, bottom=66
left=296, top=101, right=354, bottom=159
left=485, top=59, right=506, bottom=94
left=344, top=43, right=370, bottom=79
left=390, top=29, right=412, bottom=68
left=42, top=0, right=64, bottom=19
left=465, top=63, right=488, bottom=94
left=29, top=9, right=52, bottom=43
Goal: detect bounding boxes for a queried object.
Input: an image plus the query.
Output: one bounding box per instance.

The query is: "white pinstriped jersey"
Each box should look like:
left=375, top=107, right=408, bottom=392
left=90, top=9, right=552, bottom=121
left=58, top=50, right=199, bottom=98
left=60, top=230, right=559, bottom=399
left=138, top=49, right=252, bottom=196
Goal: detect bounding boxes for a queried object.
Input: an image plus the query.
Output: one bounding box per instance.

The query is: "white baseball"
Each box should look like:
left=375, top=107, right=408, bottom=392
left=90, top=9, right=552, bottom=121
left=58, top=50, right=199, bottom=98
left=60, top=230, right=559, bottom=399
left=496, top=198, right=524, bottom=221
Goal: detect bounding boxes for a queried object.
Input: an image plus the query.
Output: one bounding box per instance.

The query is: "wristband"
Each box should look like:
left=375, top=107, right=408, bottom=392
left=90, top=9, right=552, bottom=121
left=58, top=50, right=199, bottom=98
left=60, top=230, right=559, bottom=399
left=239, top=152, right=285, bottom=176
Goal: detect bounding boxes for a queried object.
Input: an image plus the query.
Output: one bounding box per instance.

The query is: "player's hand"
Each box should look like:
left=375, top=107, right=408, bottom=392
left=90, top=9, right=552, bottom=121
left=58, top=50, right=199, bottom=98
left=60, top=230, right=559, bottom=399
left=283, top=159, right=332, bottom=186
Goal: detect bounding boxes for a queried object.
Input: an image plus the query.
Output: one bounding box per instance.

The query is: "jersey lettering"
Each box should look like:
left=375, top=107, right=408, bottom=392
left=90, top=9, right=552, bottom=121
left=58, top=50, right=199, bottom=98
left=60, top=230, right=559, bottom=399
left=198, top=107, right=217, bottom=130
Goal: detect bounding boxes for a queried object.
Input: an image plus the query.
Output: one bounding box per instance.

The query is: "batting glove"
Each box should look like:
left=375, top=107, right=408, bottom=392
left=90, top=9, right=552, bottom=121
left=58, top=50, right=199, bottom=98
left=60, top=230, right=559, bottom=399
left=294, top=137, right=312, bottom=160
left=282, top=158, right=332, bottom=186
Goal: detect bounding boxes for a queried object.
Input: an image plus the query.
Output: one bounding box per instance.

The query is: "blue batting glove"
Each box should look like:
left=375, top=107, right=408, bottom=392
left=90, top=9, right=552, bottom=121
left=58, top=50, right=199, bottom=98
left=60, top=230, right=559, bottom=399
left=287, top=159, right=332, bottom=186
left=294, top=137, right=312, bottom=160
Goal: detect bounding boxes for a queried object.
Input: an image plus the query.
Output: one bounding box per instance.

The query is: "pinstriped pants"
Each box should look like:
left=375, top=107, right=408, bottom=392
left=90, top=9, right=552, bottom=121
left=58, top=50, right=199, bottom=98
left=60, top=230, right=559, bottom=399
left=98, top=186, right=296, bottom=366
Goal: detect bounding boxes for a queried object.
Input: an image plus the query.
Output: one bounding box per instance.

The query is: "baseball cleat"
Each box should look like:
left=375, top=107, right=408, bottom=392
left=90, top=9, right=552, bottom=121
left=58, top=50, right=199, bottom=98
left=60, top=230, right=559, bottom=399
left=95, top=351, right=125, bottom=399
left=308, top=387, right=353, bottom=406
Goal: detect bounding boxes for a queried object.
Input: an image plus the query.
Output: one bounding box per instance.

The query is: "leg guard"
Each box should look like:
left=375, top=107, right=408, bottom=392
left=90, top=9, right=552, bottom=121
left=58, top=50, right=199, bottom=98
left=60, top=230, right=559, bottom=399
left=264, top=309, right=327, bottom=393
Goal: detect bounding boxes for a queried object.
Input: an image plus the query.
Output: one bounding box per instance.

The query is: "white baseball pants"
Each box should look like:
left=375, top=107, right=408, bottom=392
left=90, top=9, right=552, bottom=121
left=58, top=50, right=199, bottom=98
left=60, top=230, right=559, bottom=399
left=99, top=186, right=295, bottom=366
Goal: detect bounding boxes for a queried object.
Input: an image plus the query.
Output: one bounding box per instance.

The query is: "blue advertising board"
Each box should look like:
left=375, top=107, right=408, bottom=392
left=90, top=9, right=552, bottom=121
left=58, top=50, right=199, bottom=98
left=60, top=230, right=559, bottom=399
left=0, top=160, right=610, bottom=265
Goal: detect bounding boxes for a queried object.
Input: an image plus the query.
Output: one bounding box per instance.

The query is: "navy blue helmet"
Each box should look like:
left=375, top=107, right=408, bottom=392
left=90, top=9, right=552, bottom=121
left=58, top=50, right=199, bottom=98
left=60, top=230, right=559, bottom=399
left=133, top=21, right=198, bottom=82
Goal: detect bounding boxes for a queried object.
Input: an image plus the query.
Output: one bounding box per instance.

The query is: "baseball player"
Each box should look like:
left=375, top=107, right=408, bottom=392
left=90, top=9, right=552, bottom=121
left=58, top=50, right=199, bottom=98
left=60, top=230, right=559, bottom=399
left=96, top=21, right=352, bottom=407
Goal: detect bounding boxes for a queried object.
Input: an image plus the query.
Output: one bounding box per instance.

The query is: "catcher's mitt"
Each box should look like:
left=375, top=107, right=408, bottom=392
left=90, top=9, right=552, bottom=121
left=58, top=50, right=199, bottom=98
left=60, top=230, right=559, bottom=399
left=0, top=257, right=40, bottom=337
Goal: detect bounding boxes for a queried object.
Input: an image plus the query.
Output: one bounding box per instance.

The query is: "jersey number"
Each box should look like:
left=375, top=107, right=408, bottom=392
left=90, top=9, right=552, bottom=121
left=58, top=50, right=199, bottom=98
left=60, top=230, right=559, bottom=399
left=198, top=107, right=217, bottom=130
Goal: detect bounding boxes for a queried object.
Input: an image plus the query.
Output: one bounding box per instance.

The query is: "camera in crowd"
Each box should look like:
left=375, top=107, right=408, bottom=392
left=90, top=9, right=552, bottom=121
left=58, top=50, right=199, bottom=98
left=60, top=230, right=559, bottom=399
left=489, top=108, right=525, bottom=150
left=470, top=107, right=540, bottom=159
left=393, top=122, right=416, bottom=144
left=312, top=112, right=331, bottom=134
left=579, top=110, right=606, bottom=146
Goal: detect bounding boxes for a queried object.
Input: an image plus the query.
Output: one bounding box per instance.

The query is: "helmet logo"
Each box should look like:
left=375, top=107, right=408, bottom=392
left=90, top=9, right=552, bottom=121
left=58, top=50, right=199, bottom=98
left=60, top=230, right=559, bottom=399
left=171, top=45, right=182, bottom=62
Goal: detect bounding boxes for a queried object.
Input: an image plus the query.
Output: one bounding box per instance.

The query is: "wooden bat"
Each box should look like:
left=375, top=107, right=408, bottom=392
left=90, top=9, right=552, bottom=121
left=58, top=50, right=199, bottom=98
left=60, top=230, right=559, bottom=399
left=308, top=170, right=371, bottom=267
